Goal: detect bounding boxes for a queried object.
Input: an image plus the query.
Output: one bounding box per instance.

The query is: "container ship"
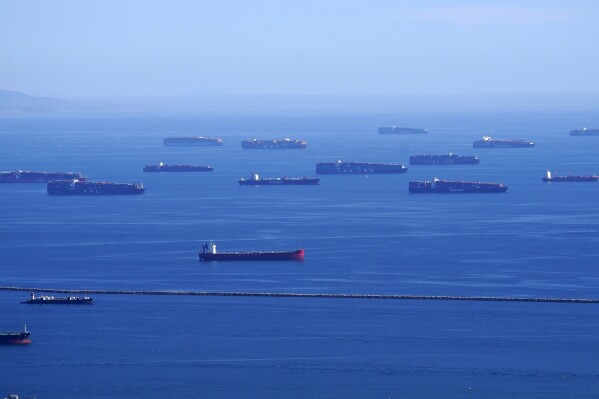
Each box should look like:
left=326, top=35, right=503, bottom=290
left=473, top=136, right=534, bottom=148
left=239, top=172, right=319, bottom=185
left=570, top=128, right=599, bottom=136
left=410, top=154, right=480, bottom=165
left=378, top=127, right=428, bottom=134
left=47, top=179, right=145, bottom=195
left=316, top=160, right=407, bottom=174
left=163, top=136, right=223, bottom=146
left=143, top=162, right=213, bottom=172
left=21, top=292, right=93, bottom=304
left=0, top=326, right=31, bottom=345
left=0, top=170, right=85, bottom=183
left=241, top=138, right=307, bottom=149
left=199, top=242, right=304, bottom=261
left=542, top=170, right=598, bottom=182
left=409, top=178, right=508, bottom=193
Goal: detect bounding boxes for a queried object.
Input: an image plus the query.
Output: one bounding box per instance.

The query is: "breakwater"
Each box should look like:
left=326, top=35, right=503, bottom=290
left=1, top=286, right=598, bottom=304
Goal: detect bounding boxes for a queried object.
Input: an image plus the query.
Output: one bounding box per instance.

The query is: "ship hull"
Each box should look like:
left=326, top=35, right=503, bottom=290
left=144, top=166, right=213, bottom=172
left=316, top=162, right=407, bottom=174
left=200, top=249, right=304, bottom=261
left=239, top=179, right=319, bottom=185
left=22, top=299, right=93, bottom=304
left=0, top=333, right=31, bottom=345
left=47, top=181, right=145, bottom=195
left=410, top=155, right=479, bottom=165
left=409, top=181, right=507, bottom=193
left=378, top=127, right=428, bottom=134
left=543, top=177, right=598, bottom=182
left=570, top=129, right=599, bottom=136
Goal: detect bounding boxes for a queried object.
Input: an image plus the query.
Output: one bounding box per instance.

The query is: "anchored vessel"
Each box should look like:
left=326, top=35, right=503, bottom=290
left=316, top=160, right=407, bottom=174
left=542, top=170, right=598, bottom=182
left=239, top=172, right=319, bottom=186
left=410, top=154, right=480, bottom=165
left=163, top=136, right=223, bottom=146
left=143, top=162, right=213, bottom=172
left=199, top=242, right=304, bottom=261
left=0, top=326, right=31, bottom=345
left=47, top=179, right=145, bottom=195
left=409, top=178, right=508, bottom=193
left=570, top=128, right=599, bottom=136
left=473, top=136, right=534, bottom=148
left=0, top=170, right=85, bottom=183
left=21, top=292, right=93, bottom=304
left=241, top=138, right=307, bottom=149
left=378, top=127, right=428, bottom=134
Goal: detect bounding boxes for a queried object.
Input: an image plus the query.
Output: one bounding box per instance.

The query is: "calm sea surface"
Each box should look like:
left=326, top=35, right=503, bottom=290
left=1, top=112, right=599, bottom=398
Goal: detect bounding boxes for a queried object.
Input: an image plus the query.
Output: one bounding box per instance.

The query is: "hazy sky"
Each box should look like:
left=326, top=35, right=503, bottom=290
left=1, top=0, right=598, bottom=97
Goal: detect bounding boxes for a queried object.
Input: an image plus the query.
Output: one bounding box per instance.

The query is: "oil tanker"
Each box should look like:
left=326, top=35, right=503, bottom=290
left=570, top=128, right=599, bottom=136
left=241, top=138, right=307, bottom=149
left=0, top=170, right=85, bottom=183
left=21, top=292, right=93, bottom=304
left=239, top=172, right=319, bottom=185
left=542, top=170, right=598, bottom=182
left=0, top=326, right=31, bottom=345
left=47, top=179, right=145, bottom=195
left=378, top=127, right=428, bottom=134
left=409, top=178, right=508, bottom=193
left=410, top=154, right=480, bottom=165
left=473, top=136, right=534, bottom=148
left=143, top=162, right=213, bottom=172
left=199, top=242, right=304, bottom=261
left=316, top=160, right=407, bottom=174
left=163, top=136, right=223, bottom=146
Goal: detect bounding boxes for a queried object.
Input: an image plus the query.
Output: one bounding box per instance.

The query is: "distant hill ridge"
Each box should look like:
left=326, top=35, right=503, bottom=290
left=0, top=89, right=60, bottom=114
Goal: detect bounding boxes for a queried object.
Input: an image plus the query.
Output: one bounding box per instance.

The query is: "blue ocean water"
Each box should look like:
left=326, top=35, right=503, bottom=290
left=1, top=112, right=599, bottom=398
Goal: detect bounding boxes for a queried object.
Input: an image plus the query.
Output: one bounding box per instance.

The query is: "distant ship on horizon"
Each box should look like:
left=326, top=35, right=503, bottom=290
left=570, top=128, right=599, bottom=136
left=199, top=242, right=304, bottom=261
left=241, top=138, right=307, bottom=149
left=542, top=170, right=598, bottom=182
left=163, top=136, right=223, bottom=146
left=410, top=154, right=479, bottom=165
left=143, top=162, right=214, bottom=172
left=409, top=178, right=508, bottom=193
left=0, top=170, right=85, bottom=183
left=0, top=326, right=31, bottom=345
left=473, top=136, right=535, bottom=148
left=378, top=127, right=428, bottom=134
left=47, top=179, right=145, bottom=195
left=316, top=161, right=407, bottom=174
left=239, top=172, right=319, bottom=185
left=21, top=292, right=93, bottom=304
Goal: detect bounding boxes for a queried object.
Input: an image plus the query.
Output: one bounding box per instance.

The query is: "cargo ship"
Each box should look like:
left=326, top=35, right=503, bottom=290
left=570, top=128, right=599, bottom=136
left=473, top=136, right=534, bottom=148
left=21, top=292, right=93, bottom=304
left=239, top=172, right=319, bottom=185
left=0, top=326, right=31, bottom=345
left=163, top=136, right=223, bottom=146
left=378, top=127, right=428, bottom=134
left=0, top=170, right=85, bottom=183
left=409, top=178, right=508, bottom=193
left=316, top=160, right=407, bottom=174
left=542, top=170, right=598, bottom=182
left=241, top=138, right=307, bottom=149
left=47, top=179, right=145, bottom=195
left=143, top=162, right=213, bottom=172
left=410, top=154, right=480, bottom=165
left=199, top=242, right=304, bottom=261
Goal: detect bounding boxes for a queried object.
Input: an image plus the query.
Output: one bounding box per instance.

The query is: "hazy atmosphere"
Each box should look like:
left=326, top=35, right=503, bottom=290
left=2, top=0, right=599, bottom=100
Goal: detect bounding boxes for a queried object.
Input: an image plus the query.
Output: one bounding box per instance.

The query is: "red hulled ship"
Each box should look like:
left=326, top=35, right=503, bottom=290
left=0, top=326, right=31, bottom=345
